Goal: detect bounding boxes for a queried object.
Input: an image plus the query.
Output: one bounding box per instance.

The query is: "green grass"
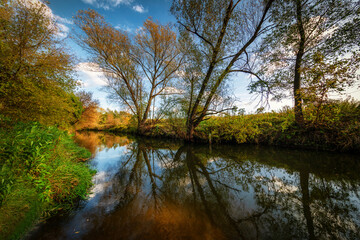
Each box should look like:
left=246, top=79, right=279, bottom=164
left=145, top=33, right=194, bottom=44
left=0, top=121, right=94, bottom=240
left=194, top=100, right=360, bottom=151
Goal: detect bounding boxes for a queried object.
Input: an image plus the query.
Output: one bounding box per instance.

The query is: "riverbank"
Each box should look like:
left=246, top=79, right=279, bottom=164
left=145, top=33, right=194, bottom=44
left=83, top=100, right=360, bottom=152
left=0, top=122, right=94, bottom=240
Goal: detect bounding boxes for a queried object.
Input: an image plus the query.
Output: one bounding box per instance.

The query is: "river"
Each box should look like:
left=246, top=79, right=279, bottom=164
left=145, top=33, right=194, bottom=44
left=27, top=131, right=360, bottom=240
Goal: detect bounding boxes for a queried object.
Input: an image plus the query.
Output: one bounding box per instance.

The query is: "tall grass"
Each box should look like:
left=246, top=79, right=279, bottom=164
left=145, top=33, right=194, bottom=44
left=0, top=121, right=94, bottom=240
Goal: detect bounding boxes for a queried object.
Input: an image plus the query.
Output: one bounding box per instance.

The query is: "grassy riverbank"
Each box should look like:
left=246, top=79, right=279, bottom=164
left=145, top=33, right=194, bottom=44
left=91, top=100, right=360, bottom=152
left=0, top=121, right=94, bottom=240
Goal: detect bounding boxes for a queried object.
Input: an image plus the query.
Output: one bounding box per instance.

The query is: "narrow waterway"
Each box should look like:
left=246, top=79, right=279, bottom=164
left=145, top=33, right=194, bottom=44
left=28, top=131, right=360, bottom=240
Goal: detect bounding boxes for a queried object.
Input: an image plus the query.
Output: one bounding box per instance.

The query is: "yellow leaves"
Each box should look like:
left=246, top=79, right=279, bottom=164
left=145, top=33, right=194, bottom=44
left=75, top=10, right=182, bottom=130
left=136, top=18, right=177, bottom=57
left=75, top=105, right=101, bottom=130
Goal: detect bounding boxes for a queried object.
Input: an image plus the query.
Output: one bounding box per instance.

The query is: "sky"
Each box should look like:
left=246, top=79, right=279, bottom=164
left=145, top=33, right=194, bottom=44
left=44, top=0, right=360, bottom=114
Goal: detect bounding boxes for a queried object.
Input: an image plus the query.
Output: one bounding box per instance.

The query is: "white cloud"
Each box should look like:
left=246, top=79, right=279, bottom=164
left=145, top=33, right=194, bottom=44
left=135, top=26, right=145, bottom=33
left=112, top=0, right=131, bottom=6
left=76, top=62, right=108, bottom=88
left=54, top=17, right=73, bottom=38
left=55, top=15, right=73, bottom=25
left=82, top=0, right=97, bottom=5
left=81, top=0, right=133, bottom=10
left=114, top=24, right=134, bottom=32
left=114, top=25, right=145, bottom=34
left=56, top=23, right=70, bottom=38
left=132, top=4, right=147, bottom=13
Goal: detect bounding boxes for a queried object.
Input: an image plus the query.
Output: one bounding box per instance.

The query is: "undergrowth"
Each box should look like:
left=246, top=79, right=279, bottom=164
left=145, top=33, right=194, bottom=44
left=0, top=121, right=94, bottom=240
left=133, top=100, right=360, bottom=152
left=80, top=99, right=360, bottom=152
left=195, top=100, right=360, bottom=151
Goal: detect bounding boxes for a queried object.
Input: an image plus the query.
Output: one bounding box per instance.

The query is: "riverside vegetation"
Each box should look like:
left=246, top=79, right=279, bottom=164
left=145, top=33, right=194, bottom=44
left=0, top=1, right=95, bottom=239
left=0, top=120, right=94, bottom=240
left=78, top=99, right=360, bottom=152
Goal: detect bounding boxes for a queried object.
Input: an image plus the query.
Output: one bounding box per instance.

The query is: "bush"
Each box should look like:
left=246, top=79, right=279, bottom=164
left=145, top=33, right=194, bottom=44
left=197, top=108, right=295, bottom=144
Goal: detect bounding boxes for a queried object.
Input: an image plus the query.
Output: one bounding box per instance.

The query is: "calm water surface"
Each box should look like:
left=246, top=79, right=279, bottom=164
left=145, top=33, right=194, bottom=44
left=28, top=132, right=360, bottom=240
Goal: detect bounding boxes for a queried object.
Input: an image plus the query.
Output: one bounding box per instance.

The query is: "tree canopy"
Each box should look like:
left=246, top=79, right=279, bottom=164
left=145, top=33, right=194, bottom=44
left=0, top=0, right=81, bottom=126
left=249, top=0, right=360, bottom=124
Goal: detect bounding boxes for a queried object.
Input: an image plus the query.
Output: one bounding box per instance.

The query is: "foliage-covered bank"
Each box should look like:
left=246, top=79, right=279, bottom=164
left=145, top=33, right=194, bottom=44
left=0, top=121, right=94, bottom=240
left=195, top=104, right=360, bottom=152
left=100, top=100, right=360, bottom=152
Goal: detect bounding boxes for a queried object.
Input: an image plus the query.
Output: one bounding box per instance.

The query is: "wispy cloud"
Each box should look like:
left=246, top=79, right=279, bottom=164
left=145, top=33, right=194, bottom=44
left=114, top=24, right=134, bottom=32
left=55, top=15, right=73, bottom=25
left=56, top=23, right=70, bottom=38
left=132, top=4, right=147, bottom=13
left=114, top=25, right=145, bottom=34
left=54, top=16, right=73, bottom=38
left=81, top=0, right=133, bottom=10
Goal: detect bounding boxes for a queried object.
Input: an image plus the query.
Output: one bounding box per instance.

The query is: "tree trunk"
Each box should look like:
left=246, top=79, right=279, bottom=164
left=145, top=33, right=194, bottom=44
left=138, top=119, right=147, bottom=134
left=186, top=119, right=195, bottom=142
left=294, top=0, right=305, bottom=125
left=136, top=114, right=146, bottom=134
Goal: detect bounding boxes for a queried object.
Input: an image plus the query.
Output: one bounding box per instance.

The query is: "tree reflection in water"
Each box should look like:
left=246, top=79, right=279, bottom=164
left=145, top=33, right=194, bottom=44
left=29, top=132, right=360, bottom=240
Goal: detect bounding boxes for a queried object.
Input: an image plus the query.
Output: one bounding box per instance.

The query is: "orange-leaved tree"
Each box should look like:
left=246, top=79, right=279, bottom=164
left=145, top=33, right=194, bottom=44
left=75, top=91, right=100, bottom=130
left=74, top=10, right=183, bottom=133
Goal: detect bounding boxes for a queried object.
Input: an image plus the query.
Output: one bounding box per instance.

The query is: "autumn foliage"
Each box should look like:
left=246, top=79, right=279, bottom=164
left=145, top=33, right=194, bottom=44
left=74, top=10, right=182, bottom=132
left=0, top=0, right=81, bottom=126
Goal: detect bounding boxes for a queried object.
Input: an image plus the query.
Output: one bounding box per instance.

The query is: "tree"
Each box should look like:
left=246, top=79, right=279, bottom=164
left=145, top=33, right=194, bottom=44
left=248, top=0, right=360, bottom=125
left=0, top=0, right=80, bottom=126
left=171, top=0, right=274, bottom=140
left=75, top=91, right=100, bottom=130
left=74, top=10, right=182, bottom=133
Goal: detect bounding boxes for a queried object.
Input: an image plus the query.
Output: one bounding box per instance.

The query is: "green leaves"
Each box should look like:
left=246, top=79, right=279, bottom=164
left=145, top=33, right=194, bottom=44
left=251, top=0, right=360, bottom=120
left=0, top=0, right=80, bottom=127
left=0, top=122, right=94, bottom=209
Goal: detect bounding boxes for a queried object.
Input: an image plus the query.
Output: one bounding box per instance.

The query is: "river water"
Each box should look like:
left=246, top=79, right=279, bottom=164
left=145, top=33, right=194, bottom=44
left=28, top=131, right=360, bottom=240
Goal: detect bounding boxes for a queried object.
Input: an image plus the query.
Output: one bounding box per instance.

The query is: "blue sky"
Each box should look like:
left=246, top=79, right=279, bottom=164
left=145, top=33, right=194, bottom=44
left=46, top=0, right=359, bottom=113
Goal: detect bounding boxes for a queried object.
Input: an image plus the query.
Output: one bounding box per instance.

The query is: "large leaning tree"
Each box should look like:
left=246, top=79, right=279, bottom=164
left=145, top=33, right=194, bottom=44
left=171, top=0, right=275, bottom=141
left=74, top=10, right=183, bottom=133
left=248, top=0, right=360, bottom=125
left=0, top=0, right=81, bottom=126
